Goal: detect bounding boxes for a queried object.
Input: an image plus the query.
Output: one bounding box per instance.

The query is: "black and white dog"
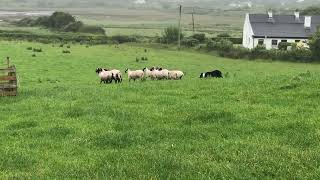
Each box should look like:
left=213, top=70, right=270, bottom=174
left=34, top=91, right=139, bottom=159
left=200, top=70, right=223, bottom=78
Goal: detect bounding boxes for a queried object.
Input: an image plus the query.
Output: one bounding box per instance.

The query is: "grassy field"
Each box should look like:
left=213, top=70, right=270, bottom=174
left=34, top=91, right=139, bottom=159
left=0, top=41, right=320, bottom=178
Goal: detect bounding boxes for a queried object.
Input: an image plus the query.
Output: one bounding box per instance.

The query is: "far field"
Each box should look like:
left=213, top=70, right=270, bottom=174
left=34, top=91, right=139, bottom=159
left=0, top=41, right=320, bottom=178
left=0, top=8, right=244, bottom=37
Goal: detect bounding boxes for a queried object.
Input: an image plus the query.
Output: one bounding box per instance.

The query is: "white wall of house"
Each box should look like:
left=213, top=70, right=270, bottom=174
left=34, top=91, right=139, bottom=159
left=242, top=13, right=254, bottom=49
left=253, top=38, right=308, bottom=50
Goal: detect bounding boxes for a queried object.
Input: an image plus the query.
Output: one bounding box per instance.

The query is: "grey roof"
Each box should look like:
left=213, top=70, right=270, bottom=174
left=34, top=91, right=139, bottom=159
left=249, top=14, right=320, bottom=38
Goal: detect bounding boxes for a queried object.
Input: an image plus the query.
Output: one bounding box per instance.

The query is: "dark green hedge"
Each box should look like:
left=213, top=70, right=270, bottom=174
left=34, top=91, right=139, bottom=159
left=0, top=31, right=144, bottom=45
left=211, top=37, right=242, bottom=44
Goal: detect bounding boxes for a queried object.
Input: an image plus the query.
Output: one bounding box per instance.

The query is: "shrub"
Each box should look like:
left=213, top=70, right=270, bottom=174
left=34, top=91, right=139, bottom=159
left=111, top=35, right=137, bottom=44
left=278, top=42, right=292, bottom=50
left=219, top=47, right=250, bottom=59
left=33, top=48, right=42, bottom=52
left=162, top=26, right=184, bottom=43
left=62, top=21, right=84, bottom=32
left=27, top=47, right=33, bottom=50
left=182, top=38, right=200, bottom=47
left=217, top=33, right=231, bottom=38
left=207, top=39, right=233, bottom=52
left=191, top=33, right=206, bottom=43
left=78, top=25, right=106, bottom=35
left=211, top=37, right=242, bottom=44
left=309, top=32, right=320, bottom=59
left=47, top=12, right=76, bottom=29
left=62, top=50, right=71, bottom=54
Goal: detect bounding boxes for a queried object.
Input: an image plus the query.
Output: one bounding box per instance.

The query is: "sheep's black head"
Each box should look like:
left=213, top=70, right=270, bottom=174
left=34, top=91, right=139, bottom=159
left=150, top=67, right=155, bottom=71
left=125, top=68, right=129, bottom=73
left=96, top=68, right=103, bottom=74
left=142, top=67, right=146, bottom=72
left=159, top=68, right=163, bottom=71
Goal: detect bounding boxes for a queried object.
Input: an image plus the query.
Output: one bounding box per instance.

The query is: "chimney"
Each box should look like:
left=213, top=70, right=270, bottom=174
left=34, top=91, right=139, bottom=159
left=304, top=16, right=312, bottom=29
left=268, top=10, right=273, bottom=20
left=294, top=10, right=300, bottom=21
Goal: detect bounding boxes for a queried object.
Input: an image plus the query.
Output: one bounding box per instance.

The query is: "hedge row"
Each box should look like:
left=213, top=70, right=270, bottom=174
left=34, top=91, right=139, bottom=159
left=0, top=31, right=143, bottom=45
left=207, top=39, right=315, bottom=62
left=211, top=37, right=242, bottom=45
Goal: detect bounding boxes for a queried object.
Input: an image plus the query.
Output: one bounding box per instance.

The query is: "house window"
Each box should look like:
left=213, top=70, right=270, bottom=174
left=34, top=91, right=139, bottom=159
left=281, top=40, right=287, bottom=43
left=258, top=39, right=264, bottom=45
left=272, top=40, right=278, bottom=46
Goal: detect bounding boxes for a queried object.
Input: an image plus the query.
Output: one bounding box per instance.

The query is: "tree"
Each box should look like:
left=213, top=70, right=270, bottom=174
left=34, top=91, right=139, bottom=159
left=309, top=31, right=320, bottom=58
left=301, top=7, right=320, bottom=15
left=63, top=21, right=84, bottom=32
left=162, top=26, right=184, bottom=44
left=47, top=12, right=76, bottom=29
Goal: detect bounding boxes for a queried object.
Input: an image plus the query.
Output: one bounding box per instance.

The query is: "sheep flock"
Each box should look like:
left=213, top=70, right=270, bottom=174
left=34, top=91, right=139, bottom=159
left=96, top=66, right=223, bottom=84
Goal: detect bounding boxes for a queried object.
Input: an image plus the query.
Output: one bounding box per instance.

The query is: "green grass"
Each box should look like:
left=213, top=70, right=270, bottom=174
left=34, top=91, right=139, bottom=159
left=1, top=41, right=320, bottom=178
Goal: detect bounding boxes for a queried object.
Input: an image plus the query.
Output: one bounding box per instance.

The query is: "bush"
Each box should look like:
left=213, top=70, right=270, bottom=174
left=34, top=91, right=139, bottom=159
left=78, top=25, right=106, bottom=35
left=27, top=47, right=33, bottom=50
left=62, top=21, right=84, bottom=32
left=111, top=35, right=137, bottom=44
left=217, top=33, right=231, bottom=38
left=62, top=50, right=71, bottom=54
left=219, top=47, right=250, bottom=59
left=309, top=32, right=320, bottom=59
left=191, top=33, right=206, bottom=43
left=211, top=37, right=242, bottom=44
left=182, top=38, right=200, bottom=47
left=207, top=39, right=233, bottom=52
left=47, top=12, right=76, bottom=29
left=162, top=26, right=184, bottom=44
left=278, top=42, right=292, bottom=50
left=33, top=48, right=42, bottom=52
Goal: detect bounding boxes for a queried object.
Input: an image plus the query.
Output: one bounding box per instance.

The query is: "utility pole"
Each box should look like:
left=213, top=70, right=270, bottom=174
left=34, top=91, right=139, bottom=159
left=192, top=7, right=195, bottom=33
left=178, top=4, right=182, bottom=50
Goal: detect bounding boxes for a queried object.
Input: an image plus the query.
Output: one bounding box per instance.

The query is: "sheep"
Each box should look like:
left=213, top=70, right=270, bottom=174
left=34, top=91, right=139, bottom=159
left=125, top=69, right=144, bottom=82
left=155, top=68, right=169, bottom=80
left=104, top=68, right=123, bottom=83
left=200, top=70, right=223, bottom=78
left=96, top=68, right=114, bottom=84
left=168, top=70, right=184, bottom=80
left=143, top=67, right=156, bottom=80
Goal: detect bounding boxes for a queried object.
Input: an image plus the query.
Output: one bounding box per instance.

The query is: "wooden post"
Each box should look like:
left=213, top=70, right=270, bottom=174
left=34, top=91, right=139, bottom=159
left=178, top=5, right=182, bottom=50
left=6, top=57, right=10, bottom=68
left=192, top=8, right=195, bottom=33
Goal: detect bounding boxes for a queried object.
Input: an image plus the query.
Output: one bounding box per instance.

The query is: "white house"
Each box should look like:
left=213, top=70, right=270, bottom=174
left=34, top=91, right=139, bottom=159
left=242, top=11, right=320, bottom=50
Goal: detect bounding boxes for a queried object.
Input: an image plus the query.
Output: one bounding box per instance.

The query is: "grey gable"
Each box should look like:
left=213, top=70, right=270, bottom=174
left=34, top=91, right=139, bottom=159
left=249, top=14, right=320, bottom=38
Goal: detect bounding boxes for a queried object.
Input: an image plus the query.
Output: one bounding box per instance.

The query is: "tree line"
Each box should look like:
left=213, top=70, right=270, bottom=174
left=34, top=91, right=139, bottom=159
left=16, top=12, right=106, bottom=35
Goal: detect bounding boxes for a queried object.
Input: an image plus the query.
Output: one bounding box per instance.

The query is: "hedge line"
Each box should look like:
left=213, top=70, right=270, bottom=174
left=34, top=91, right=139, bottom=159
left=0, top=31, right=144, bottom=45
left=211, top=37, right=242, bottom=45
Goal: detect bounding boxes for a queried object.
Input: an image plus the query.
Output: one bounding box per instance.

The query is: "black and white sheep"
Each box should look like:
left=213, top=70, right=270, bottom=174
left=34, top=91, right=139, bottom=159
left=200, top=70, right=223, bottom=78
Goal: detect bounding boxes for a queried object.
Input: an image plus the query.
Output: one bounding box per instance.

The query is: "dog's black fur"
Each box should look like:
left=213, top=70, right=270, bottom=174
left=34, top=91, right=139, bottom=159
left=200, top=70, right=223, bottom=78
